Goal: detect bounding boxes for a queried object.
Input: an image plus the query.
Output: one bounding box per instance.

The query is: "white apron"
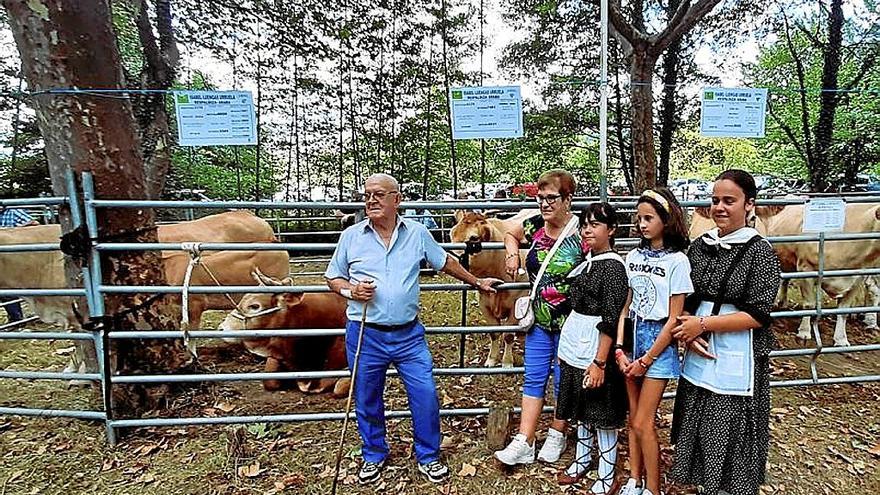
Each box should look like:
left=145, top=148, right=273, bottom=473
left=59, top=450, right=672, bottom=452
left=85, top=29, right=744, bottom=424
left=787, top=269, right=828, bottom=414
left=680, top=301, right=754, bottom=396
left=558, top=252, right=626, bottom=369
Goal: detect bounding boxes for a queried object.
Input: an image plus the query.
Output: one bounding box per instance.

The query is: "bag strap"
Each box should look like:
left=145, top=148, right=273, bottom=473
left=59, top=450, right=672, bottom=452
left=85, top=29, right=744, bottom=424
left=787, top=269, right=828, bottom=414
left=529, top=216, right=579, bottom=301
left=711, top=235, right=763, bottom=315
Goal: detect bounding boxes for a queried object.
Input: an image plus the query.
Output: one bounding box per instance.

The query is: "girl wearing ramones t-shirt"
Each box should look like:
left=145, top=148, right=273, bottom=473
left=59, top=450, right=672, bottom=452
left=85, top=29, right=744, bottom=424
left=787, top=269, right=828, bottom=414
left=615, top=188, right=692, bottom=495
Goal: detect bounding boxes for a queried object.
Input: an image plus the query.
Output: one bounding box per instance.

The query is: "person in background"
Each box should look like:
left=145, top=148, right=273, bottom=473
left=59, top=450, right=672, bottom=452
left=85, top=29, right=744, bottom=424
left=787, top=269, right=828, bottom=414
left=0, top=207, right=38, bottom=323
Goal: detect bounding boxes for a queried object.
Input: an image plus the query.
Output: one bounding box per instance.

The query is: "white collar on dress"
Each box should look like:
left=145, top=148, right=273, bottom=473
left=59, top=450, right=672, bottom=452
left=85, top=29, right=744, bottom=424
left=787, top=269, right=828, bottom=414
left=701, top=226, right=761, bottom=250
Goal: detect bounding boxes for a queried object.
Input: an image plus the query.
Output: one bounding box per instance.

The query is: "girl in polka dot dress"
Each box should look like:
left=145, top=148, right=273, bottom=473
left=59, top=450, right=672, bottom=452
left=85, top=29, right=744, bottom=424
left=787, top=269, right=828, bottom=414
left=615, top=188, right=693, bottom=495
left=670, top=170, right=781, bottom=495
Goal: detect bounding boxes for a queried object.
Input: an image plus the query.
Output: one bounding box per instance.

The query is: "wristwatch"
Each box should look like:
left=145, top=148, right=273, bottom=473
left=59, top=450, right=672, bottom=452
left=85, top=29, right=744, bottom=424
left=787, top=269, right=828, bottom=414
left=340, top=288, right=353, bottom=299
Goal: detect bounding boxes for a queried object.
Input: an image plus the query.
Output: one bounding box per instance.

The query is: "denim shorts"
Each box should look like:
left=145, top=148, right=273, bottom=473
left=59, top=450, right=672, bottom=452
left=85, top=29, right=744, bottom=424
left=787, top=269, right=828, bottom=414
left=633, top=318, right=680, bottom=380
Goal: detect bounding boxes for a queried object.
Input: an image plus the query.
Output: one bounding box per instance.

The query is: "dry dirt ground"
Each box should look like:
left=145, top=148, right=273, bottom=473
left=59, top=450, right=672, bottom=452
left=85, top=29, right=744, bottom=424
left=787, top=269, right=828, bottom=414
left=1, top=268, right=879, bottom=495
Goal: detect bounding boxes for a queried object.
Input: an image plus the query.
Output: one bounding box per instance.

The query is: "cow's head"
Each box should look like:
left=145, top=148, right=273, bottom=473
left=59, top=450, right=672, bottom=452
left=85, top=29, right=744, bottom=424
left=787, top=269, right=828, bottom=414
left=218, top=269, right=304, bottom=342
left=450, top=211, right=496, bottom=243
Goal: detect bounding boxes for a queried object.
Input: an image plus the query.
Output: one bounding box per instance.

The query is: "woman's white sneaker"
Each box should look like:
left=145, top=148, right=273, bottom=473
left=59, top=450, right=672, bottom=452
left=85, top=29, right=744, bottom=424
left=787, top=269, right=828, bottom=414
left=536, top=428, right=567, bottom=463
left=494, top=433, right=535, bottom=465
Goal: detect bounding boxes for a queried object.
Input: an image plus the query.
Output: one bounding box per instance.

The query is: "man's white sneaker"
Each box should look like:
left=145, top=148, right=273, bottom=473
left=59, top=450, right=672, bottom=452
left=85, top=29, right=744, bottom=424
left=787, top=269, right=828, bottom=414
left=536, top=428, right=566, bottom=463
left=619, top=478, right=644, bottom=495
left=493, top=433, right=535, bottom=466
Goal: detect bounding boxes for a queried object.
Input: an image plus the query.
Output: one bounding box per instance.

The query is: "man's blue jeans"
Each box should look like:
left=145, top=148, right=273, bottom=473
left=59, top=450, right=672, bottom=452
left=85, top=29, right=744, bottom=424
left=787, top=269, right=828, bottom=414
left=345, top=319, right=441, bottom=465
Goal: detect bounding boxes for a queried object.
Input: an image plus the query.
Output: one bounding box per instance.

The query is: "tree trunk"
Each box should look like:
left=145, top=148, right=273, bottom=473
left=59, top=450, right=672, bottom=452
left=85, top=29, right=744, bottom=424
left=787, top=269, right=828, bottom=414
left=631, top=46, right=658, bottom=192
left=4, top=0, right=188, bottom=416
left=422, top=30, right=434, bottom=200
left=440, top=0, right=458, bottom=197
left=812, top=0, right=845, bottom=192
left=656, top=0, right=682, bottom=188
left=131, top=0, right=178, bottom=200
left=612, top=45, right=634, bottom=195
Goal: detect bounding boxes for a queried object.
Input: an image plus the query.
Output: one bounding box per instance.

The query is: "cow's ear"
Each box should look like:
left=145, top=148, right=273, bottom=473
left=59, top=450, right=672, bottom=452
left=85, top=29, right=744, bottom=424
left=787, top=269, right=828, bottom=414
left=454, top=210, right=465, bottom=223
left=279, top=292, right=305, bottom=307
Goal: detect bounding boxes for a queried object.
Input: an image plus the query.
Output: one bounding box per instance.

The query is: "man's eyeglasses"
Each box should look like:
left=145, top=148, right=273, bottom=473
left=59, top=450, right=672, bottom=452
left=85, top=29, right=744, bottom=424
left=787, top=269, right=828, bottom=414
left=536, top=194, right=563, bottom=205
left=363, top=191, right=399, bottom=201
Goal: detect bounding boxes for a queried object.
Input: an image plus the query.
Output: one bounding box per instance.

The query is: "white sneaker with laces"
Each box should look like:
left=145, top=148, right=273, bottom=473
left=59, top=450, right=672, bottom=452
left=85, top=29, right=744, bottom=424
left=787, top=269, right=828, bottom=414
left=619, top=478, right=644, bottom=495
left=493, top=433, right=535, bottom=466
left=536, top=428, right=566, bottom=463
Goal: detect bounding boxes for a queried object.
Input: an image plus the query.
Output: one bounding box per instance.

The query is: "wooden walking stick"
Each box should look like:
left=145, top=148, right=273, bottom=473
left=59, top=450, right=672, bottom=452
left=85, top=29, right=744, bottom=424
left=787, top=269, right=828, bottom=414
left=331, top=302, right=368, bottom=494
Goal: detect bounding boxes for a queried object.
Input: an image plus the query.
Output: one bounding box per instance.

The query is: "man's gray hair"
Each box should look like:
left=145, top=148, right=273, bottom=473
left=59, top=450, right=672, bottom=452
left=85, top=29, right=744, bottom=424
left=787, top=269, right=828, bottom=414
left=365, top=173, right=399, bottom=192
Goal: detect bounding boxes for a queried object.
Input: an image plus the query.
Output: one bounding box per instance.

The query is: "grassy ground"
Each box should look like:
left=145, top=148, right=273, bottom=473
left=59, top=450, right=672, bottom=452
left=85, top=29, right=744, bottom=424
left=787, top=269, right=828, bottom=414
left=1, top=268, right=879, bottom=494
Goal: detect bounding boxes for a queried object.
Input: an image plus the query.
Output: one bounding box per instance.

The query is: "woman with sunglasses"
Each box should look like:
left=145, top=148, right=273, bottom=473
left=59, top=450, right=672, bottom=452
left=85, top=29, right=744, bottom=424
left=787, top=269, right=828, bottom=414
left=494, top=169, right=583, bottom=467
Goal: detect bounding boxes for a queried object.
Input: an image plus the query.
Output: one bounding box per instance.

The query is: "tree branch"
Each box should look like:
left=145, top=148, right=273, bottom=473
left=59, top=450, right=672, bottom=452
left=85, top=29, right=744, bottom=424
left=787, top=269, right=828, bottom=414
left=842, top=46, right=879, bottom=90
left=783, top=12, right=815, bottom=168
left=607, top=0, right=641, bottom=49
left=768, top=99, right=809, bottom=166
left=653, top=0, right=722, bottom=56
left=794, top=20, right=825, bottom=50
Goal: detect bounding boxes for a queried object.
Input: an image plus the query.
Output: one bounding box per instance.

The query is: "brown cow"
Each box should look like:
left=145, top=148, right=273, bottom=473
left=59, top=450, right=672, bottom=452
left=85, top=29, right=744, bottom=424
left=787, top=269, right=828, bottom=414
left=0, top=210, right=288, bottom=331
left=450, top=210, right=532, bottom=367
left=0, top=211, right=289, bottom=377
left=218, top=270, right=350, bottom=396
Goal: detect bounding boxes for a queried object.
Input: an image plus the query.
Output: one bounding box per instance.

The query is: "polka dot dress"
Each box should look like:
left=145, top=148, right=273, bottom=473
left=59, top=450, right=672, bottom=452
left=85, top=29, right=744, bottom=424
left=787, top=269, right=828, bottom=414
left=555, top=256, right=629, bottom=428
left=670, top=235, right=781, bottom=495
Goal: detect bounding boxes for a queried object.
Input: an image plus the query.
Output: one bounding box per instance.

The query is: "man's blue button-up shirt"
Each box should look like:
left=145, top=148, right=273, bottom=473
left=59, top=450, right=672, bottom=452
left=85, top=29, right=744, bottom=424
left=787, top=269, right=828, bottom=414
left=325, top=216, right=449, bottom=325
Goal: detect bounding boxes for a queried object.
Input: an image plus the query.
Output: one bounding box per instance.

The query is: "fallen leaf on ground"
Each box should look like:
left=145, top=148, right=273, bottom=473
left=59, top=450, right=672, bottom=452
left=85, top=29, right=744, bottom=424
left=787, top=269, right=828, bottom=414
left=457, top=463, right=477, bottom=477
left=238, top=461, right=265, bottom=478
left=214, top=401, right=236, bottom=413
left=136, top=473, right=156, bottom=484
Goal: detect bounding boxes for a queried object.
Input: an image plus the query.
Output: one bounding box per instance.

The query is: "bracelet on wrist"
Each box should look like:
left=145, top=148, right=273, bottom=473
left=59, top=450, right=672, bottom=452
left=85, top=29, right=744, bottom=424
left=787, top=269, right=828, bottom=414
left=593, top=358, right=606, bottom=370
left=699, top=316, right=709, bottom=333
left=637, top=357, right=650, bottom=369
left=340, top=288, right=353, bottom=300
left=612, top=343, right=623, bottom=350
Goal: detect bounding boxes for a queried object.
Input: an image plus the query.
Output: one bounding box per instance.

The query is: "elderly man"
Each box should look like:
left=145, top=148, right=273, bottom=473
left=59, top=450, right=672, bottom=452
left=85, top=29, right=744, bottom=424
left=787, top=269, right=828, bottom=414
left=325, top=173, right=501, bottom=484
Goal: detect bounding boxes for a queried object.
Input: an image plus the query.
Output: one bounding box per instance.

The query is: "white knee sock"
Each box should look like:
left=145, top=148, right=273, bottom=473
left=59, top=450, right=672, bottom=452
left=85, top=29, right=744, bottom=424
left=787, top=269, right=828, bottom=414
left=590, top=427, right=618, bottom=494
left=565, top=424, right=594, bottom=477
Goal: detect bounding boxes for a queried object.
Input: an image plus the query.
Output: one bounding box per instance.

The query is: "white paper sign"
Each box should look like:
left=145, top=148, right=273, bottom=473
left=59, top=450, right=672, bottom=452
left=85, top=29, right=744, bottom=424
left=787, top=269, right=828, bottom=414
left=449, top=86, right=523, bottom=140
left=700, top=87, right=768, bottom=138
left=803, top=199, right=846, bottom=232
left=174, top=91, right=257, bottom=146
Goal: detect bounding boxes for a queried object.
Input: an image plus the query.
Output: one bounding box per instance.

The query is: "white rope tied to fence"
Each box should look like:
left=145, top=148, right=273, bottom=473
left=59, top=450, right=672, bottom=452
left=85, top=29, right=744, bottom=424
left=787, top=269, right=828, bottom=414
left=180, top=242, right=202, bottom=357
left=179, top=242, right=244, bottom=358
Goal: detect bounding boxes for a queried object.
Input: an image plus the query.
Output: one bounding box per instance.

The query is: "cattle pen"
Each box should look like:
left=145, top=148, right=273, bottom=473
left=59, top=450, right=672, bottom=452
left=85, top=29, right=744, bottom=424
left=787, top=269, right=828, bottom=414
left=0, top=173, right=879, bottom=452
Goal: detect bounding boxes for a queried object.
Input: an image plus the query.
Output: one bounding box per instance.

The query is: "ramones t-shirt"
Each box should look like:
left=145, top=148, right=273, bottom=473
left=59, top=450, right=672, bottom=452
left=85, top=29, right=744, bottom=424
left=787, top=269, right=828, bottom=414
left=625, top=247, right=693, bottom=321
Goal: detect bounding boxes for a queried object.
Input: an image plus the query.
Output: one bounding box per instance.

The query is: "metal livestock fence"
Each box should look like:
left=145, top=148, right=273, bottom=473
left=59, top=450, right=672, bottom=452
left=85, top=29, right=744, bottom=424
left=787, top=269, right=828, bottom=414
left=0, top=172, right=878, bottom=445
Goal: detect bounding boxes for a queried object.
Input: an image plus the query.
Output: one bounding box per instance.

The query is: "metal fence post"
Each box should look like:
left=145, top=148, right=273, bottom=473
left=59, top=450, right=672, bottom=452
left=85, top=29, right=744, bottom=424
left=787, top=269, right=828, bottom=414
left=810, top=232, right=825, bottom=384
left=81, top=172, right=115, bottom=445
left=459, top=252, right=470, bottom=367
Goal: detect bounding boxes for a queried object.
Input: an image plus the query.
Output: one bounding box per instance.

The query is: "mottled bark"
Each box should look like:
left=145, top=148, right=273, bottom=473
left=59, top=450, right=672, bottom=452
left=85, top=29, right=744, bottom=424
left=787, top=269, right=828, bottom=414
left=811, top=0, right=844, bottom=192
left=3, top=0, right=188, bottom=416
